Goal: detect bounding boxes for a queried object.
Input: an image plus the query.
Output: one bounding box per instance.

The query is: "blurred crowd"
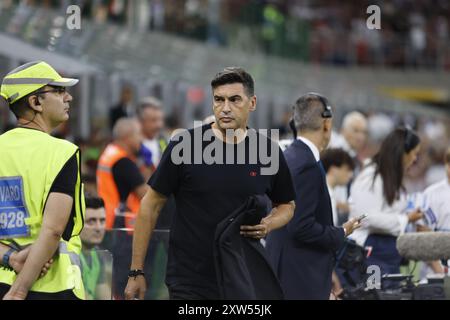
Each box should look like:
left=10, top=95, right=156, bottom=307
left=2, top=0, right=450, bottom=69
left=3, top=83, right=447, bottom=207
left=0, top=79, right=448, bottom=299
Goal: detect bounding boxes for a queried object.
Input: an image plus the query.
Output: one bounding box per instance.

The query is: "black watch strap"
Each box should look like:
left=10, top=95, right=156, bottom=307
left=128, top=269, right=145, bottom=279
left=2, top=248, right=16, bottom=269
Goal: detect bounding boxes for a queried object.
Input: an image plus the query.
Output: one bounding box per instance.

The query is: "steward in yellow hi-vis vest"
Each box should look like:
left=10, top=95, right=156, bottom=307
left=0, top=61, right=85, bottom=300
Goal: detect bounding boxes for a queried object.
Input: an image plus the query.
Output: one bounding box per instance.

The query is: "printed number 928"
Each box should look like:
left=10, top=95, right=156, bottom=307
left=0, top=211, right=25, bottom=229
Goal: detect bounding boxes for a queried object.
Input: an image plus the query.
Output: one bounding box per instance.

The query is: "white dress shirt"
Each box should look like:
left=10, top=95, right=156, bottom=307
left=348, top=163, right=409, bottom=246
left=327, top=183, right=339, bottom=226
left=298, top=136, right=320, bottom=161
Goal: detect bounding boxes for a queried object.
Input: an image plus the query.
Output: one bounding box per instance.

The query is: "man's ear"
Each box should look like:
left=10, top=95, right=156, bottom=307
left=28, top=95, right=43, bottom=113
left=249, top=95, right=257, bottom=112
left=323, top=118, right=332, bottom=132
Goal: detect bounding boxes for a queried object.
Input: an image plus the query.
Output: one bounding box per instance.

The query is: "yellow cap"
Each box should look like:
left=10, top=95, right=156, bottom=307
left=0, top=61, right=78, bottom=106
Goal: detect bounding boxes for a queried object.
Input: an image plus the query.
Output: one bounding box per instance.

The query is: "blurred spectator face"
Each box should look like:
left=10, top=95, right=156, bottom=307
left=81, top=207, right=106, bottom=247
left=403, top=143, right=421, bottom=170
left=368, top=113, right=394, bottom=143
left=330, top=164, right=353, bottom=186
left=342, top=120, right=368, bottom=152
left=140, top=107, right=164, bottom=139
left=126, top=121, right=144, bottom=155
left=212, top=83, right=256, bottom=131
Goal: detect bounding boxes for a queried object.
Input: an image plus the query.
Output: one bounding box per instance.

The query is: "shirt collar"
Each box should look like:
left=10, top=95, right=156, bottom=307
left=298, top=136, right=320, bottom=162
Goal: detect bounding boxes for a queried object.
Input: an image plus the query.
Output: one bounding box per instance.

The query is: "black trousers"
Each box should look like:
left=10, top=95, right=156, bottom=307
left=0, top=283, right=79, bottom=300
left=168, top=284, right=220, bottom=300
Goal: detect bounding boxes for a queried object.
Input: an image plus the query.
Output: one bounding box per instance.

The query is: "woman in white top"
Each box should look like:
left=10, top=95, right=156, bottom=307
left=349, top=127, right=423, bottom=279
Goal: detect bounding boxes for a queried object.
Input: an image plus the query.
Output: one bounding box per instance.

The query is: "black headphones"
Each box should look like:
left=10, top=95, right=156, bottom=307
left=309, top=92, right=333, bottom=118
left=289, top=117, right=297, bottom=139
left=289, top=92, right=333, bottom=139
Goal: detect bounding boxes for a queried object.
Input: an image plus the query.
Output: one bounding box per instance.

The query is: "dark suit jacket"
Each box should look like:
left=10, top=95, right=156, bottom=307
left=266, top=139, right=345, bottom=299
left=109, top=103, right=128, bottom=129
left=214, top=195, right=284, bottom=300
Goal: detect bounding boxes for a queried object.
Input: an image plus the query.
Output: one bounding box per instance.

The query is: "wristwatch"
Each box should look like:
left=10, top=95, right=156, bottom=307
left=2, top=248, right=16, bottom=269
left=128, top=269, right=145, bottom=279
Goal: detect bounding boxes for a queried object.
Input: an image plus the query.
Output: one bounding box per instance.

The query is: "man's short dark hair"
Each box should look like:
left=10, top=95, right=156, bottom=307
left=8, top=88, right=49, bottom=119
left=85, top=195, right=105, bottom=209
left=9, top=91, right=37, bottom=119
left=292, top=93, right=330, bottom=132
left=320, top=148, right=355, bottom=173
left=138, top=96, right=162, bottom=118
left=211, top=67, right=254, bottom=97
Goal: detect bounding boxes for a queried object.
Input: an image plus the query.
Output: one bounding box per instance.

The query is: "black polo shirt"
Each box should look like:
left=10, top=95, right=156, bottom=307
left=148, top=124, right=295, bottom=298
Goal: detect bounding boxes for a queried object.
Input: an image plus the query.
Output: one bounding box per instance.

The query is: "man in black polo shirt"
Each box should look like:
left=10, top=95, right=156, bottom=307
left=124, top=67, right=296, bottom=300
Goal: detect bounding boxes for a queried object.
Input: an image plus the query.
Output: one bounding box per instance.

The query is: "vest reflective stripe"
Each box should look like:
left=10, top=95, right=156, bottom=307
left=59, top=241, right=81, bottom=269
left=2, top=77, right=53, bottom=85
left=97, top=144, right=140, bottom=230
left=97, top=165, right=112, bottom=173
left=0, top=128, right=85, bottom=299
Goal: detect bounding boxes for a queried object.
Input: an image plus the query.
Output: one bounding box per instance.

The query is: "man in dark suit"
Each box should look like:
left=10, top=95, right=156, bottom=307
left=109, top=86, right=134, bottom=130
left=266, top=93, right=361, bottom=300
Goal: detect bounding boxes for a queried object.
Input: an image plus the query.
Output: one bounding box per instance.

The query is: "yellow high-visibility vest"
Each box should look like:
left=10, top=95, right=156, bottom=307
left=0, top=128, right=85, bottom=299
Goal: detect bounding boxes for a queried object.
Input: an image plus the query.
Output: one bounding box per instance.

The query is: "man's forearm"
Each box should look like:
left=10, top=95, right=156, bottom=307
left=262, top=201, right=295, bottom=231
left=130, top=190, right=166, bottom=270
left=130, top=207, right=155, bottom=270
left=8, top=228, right=60, bottom=295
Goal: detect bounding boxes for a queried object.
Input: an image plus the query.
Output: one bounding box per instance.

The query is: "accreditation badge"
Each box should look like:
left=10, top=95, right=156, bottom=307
left=0, top=176, right=31, bottom=239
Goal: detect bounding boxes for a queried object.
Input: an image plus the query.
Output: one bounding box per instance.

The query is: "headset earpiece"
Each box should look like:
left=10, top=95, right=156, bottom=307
left=306, top=92, right=333, bottom=118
